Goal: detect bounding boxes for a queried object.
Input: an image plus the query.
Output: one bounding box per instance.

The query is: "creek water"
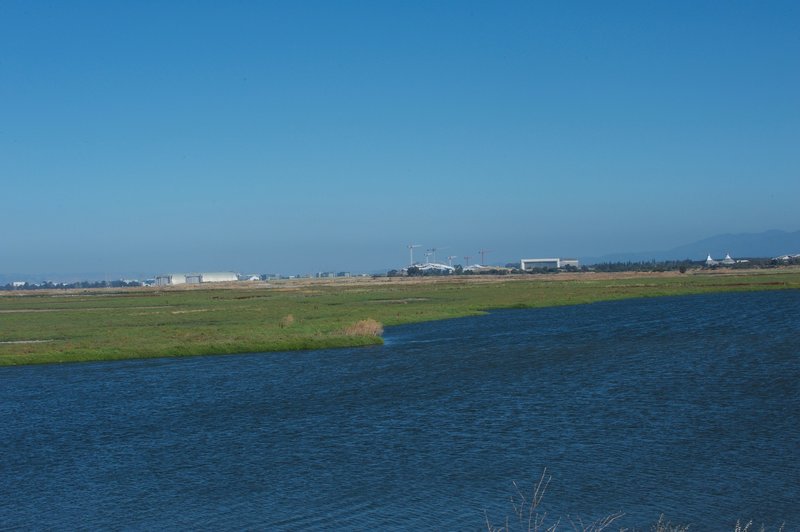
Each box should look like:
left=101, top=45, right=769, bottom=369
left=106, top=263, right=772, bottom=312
left=1, top=290, right=798, bottom=530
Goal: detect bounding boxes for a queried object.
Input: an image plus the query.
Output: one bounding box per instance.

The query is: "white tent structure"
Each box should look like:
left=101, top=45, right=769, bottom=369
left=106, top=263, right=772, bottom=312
left=416, top=262, right=455, bottom=273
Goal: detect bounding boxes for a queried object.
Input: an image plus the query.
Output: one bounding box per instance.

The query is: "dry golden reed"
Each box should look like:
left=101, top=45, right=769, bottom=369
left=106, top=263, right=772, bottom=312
left=279, top=314, right=295, bottom=328
left=343, top=318, right=383, bottom=337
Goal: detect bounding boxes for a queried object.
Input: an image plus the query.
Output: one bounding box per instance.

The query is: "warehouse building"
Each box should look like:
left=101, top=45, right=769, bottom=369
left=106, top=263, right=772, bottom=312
left=156, top=273, right=187, bottom=286
left=156, top=272, right=238, bottom=285
left=197, top=272, right=238, bottom=283
left=520, top=258, right=579, bottom=271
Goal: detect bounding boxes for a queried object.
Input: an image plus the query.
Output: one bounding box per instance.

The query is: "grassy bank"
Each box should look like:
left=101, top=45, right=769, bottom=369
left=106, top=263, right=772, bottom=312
left=1, top=269, right=799, bottom=366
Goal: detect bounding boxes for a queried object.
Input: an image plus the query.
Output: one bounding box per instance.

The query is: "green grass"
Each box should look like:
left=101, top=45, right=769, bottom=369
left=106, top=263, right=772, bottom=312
left=2, top=270, right=799, bottom=366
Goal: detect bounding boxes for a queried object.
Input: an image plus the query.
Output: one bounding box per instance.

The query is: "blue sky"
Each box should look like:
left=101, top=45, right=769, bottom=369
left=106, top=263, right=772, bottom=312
left=2, top=1, right=798, bottom=275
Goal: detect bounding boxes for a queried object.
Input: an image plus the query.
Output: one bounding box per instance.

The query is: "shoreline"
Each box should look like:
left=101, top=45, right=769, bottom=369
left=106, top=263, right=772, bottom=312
left=2, top=268, right=799, bottom=367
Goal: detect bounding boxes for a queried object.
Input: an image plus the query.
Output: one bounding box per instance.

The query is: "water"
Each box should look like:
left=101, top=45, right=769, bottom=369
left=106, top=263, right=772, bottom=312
left=1, top=290, right=798, bottom=530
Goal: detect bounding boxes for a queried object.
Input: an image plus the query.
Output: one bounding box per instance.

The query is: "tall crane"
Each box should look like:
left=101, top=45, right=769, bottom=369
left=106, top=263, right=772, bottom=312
left=407, top=244, right=421, bottom=266
left=427, top=248, right=438, bottom=264
left=478, top=249, right=492, bottom=266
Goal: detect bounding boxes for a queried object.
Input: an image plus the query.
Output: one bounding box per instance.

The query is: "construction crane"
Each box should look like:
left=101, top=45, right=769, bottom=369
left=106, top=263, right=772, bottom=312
left=407, top=244, right=421, bottom=266
left=478, top=249, right=492, bottom=266
left=427, top=248, right=438, bottom=264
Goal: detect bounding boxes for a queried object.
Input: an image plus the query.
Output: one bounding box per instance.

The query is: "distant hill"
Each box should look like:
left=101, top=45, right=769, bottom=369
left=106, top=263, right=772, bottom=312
left=583, top=229, right=800, bottom=265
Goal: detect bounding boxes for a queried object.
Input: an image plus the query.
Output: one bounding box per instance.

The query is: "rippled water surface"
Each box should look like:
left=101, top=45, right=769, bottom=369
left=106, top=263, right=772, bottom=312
left=1, top=290, right=799, bottom=530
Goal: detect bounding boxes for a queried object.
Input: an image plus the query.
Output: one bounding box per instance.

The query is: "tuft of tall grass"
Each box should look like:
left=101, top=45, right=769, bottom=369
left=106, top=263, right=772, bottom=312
left=733, top=519, right=785, bottom=532
left=279, top=314, right=295, bottom=328
left=343, top=318, right=383, bottom=337
left=651, top=514, right=689, bottom=532
left=484, top=470, right=785, bottom=532
left=484, top=468, right=624, bottom=532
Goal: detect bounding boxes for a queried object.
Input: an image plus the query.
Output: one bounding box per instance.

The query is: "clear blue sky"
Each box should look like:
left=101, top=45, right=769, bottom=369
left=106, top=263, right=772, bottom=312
left=2, top=1, right=798, bottom=275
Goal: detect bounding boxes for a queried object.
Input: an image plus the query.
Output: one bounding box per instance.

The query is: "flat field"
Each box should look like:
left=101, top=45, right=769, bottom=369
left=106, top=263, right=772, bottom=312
left=1, top=269, right=799, bottom=366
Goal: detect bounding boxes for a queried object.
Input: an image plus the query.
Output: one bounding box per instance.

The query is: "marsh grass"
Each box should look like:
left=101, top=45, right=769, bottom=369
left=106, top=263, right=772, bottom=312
left=1, top=270, right=799, bottom=365
left=485, top=471, right=785, bottom=532
left=279, top=314, right=295, bottom=328
left=343, top=318, right=383, bottom=337
left=733, top=519, right=785, bottom=532
left=650, top=515, right=690, bottom=532
left=484, top=468, right=623, bottom=532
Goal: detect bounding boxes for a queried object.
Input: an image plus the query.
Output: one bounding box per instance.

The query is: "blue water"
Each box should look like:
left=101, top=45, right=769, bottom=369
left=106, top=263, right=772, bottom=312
left=1, top=290, right=798, bottom=530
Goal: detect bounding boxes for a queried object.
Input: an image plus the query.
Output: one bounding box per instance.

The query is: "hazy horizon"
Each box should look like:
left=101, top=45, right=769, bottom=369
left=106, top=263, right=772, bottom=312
left=3, top=2, right=799, bottom=275
left=4, top=227, right=800, bottom=283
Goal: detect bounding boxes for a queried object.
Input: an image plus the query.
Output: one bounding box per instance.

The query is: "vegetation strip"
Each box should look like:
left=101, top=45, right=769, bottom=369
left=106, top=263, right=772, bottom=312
left=1, top=270, right=799, bottom=366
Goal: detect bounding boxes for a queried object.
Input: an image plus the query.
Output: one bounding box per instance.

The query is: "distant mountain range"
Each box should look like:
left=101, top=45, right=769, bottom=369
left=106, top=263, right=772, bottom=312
left=582, top=229, right=800, bottom=265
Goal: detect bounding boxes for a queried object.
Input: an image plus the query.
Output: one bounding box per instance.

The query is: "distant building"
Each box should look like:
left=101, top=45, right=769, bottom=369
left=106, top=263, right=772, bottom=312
left=520, top=258, right=579, bottom=271
left=199, top=272, right=238, bottom=283
left=705, top=254, right=718, bottom=267
left=12, top=281, right=25, bottom=288
left=722, top=253, right=735, bottom=265
left=416, top=262, right=455, bottom=273
left=156, top=272, right=238, bottom=285
left=156, top=273, right=187, bottom=286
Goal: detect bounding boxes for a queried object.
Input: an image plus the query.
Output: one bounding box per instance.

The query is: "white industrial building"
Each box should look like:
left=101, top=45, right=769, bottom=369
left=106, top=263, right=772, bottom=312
left=156, top=272, right=238, bottom=286
left=520, top=258, right=579, bottom=271
left=156, top=273, right=187, bottom=286
left=198, top=272, right=238, bottom=283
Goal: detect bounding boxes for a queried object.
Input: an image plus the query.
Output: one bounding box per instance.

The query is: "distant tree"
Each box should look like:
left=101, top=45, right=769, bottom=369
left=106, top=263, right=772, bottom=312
left=407, top=266, right=421, bottom=276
